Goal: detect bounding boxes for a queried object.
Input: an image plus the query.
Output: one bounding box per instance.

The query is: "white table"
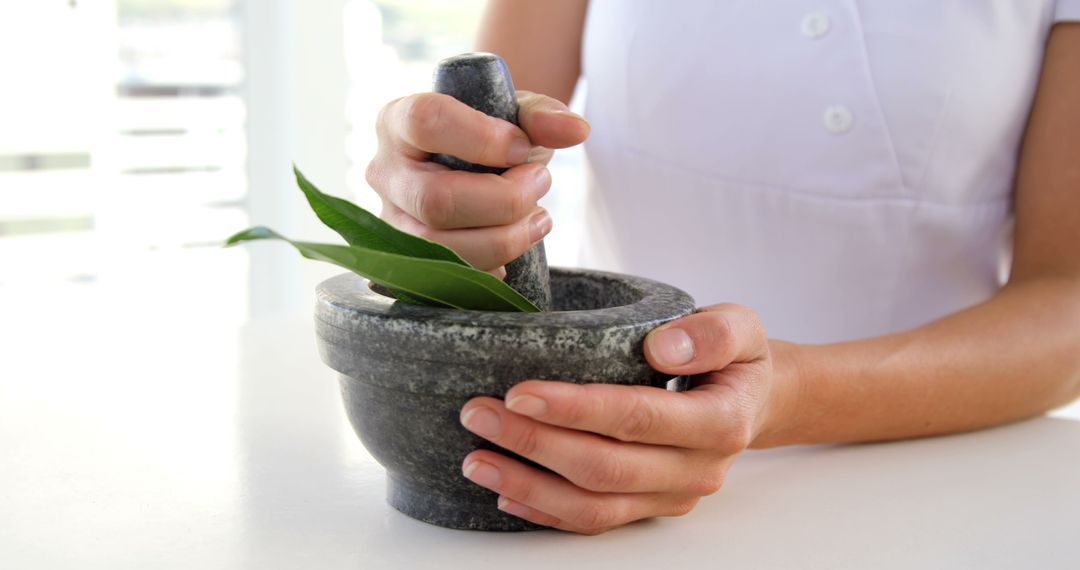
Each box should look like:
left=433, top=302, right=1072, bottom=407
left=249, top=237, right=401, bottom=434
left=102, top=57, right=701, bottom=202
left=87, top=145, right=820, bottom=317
left=3, top=316, right=1079, bottom=569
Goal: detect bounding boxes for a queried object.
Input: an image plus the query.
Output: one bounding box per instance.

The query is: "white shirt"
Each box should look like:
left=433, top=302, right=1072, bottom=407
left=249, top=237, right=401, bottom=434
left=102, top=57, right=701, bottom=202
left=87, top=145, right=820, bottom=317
left=580, top=0, right=1080, bottom=343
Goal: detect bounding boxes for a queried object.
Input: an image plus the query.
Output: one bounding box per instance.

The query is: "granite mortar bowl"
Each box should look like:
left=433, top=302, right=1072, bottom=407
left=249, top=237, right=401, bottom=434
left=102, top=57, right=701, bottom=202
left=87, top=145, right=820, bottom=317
left=314, top=267, right=696, bottom=531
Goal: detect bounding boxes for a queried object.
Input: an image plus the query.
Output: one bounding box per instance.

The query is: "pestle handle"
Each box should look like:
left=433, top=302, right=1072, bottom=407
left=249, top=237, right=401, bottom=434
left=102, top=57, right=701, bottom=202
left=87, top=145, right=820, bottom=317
left=431, top=52, right=552, bottom=311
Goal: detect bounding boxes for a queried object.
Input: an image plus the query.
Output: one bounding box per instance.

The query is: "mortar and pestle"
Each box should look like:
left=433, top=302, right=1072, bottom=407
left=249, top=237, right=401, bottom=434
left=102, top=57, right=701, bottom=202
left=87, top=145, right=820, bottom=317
left=315, top=53, right=695, bottom=531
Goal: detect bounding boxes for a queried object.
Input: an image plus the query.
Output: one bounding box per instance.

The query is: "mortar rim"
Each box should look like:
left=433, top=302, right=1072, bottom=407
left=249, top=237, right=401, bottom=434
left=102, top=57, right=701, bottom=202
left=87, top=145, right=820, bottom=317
left=314, top=267, right=695, bottom=331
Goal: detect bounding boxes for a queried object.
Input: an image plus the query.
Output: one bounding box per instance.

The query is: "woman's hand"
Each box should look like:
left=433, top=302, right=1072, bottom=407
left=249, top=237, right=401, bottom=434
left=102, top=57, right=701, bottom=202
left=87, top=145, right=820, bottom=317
left=459, top=304, right=794, bottom=534
left=365, top=90, right=589, bottom=276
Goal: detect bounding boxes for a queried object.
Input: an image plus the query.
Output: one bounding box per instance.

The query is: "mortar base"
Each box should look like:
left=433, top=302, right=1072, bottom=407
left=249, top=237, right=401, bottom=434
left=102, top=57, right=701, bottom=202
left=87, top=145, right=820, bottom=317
left=387, top=476, right=545, bottom=532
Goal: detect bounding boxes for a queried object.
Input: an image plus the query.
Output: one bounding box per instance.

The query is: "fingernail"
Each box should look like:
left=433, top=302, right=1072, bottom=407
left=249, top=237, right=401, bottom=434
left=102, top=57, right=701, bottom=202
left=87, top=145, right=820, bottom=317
left=547, top=109, right=587, bottom=123
left=508, top=137, right=531, bottom=164
left=497, top=496, right=531, bottom=518
left=506, top=394, right=548, bottom=418
left=461, top=406, right=501, bottom=439
left=526, top=146, right=549, bottom=164
left=533, top=164, right=552, bottom=185
left=548, top=109, right=590, bottom=135
left=463, top=460, right=502, bottom=488
left=650, top=328, right=695, bottom=367
left=529, top=210, right=552, bottom=244
left=526, top=165, right=552, bottom=199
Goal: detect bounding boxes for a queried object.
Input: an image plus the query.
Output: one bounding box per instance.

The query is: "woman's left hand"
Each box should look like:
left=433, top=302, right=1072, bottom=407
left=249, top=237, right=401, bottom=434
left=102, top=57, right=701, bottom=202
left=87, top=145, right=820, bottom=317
left=459, top=303, right=790, bottom=534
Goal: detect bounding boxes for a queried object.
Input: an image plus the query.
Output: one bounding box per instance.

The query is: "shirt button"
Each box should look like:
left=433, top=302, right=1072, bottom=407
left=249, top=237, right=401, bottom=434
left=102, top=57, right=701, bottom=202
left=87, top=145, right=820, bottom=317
left=823, top=106, right=854, bottom=134
left=801, top=13, right=831, bottom=39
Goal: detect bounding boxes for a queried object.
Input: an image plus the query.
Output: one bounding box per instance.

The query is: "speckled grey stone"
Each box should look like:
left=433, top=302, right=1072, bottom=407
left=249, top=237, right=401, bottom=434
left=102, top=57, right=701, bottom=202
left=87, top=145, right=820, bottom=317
left=429, top=52, right=551, bottom=311
left=501, top=244, right=551, bottom=314
left=315, top=268, right=696, bottom=531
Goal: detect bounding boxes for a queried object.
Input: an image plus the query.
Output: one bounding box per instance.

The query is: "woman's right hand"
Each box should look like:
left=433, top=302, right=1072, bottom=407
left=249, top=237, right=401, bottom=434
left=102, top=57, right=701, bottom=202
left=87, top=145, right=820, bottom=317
left=365, top=91, right=590, bottom=276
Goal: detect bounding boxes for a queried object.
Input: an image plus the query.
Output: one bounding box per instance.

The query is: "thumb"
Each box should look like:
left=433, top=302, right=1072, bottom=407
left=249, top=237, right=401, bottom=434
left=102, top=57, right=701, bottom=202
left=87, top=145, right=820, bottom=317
left=517, top=90, right=590, bottom=149
left=644, top=304, right=768, bottom=376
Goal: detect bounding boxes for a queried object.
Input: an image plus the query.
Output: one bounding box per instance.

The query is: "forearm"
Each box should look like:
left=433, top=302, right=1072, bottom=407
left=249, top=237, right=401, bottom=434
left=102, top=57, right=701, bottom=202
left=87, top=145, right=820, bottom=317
left=475, top=0, right=588, bottom=103
left=755, top=277, right=1080, bottom=447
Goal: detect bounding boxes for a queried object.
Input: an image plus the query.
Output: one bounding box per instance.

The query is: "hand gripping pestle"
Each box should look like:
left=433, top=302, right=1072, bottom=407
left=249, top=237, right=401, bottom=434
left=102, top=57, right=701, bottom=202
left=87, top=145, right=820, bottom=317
left=430, top=52, right=552, bottom=311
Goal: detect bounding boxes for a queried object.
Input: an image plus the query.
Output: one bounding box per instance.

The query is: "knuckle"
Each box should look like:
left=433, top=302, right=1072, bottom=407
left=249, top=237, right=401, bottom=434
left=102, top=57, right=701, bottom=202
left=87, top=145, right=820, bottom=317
left=407, top=219, right=437, bottom=241
left=401, top=94, right=444, bottom=147
left=710, top=311, right=736, bottom=343
left=667, top=497, right=700, bottom=517
left=374, top=98, right=398, bottom=142
left=688, top=471, right=725, bottom=497
left=736, top=305, right=767, bottom=344
left=709, top=314, right=739, bottom=361
left=734, top=422, right=754, bottom=450
left=746, top=309, right=764, bottom=333
left=412, top=180, right=453, bottom=227
left=475, top=119, right=503, bottom=164
left=366, top=158, right=409, bottom=197
left=375, top=101, right=391, bottom=128
left=564, top=387, right=594, bottom=425
left=504, top=184, right=529, bottom=222
left=363, top=158, right=382, bottom=190
left=612, top=392, right=660, bottom=443
left=489, top=228, right=523, bottom=267
left=702, top=302, right=743, bottom=313
left=716, top=422, right=754, bottom=455
left=518, top=217, right=538, bottom=250
left=508, top=478, right=537, bottom=507
left=706, top=303, right=767, bottom=346
left=576, top=449, right=633, bottom=492
left=379, top=207, right=405, bottom=230
left=508, top=423, right=543, bottom=458
left=574, top=501, right=618, bottom=533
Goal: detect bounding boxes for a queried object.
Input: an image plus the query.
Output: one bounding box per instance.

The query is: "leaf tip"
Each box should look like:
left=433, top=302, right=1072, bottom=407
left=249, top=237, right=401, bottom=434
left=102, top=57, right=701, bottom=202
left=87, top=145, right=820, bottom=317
left=292, top=163, right=309, bottom=186
left=224, top=226, right=278, bottom=246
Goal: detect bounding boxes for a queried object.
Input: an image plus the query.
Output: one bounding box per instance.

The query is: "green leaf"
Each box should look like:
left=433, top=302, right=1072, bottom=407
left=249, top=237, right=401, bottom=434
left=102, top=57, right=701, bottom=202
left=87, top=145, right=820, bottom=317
left=293, top=165, right=474, bottom=305
left=293, top=165, right=470, bottom=266
left=225, top=226, right=540, bottom=312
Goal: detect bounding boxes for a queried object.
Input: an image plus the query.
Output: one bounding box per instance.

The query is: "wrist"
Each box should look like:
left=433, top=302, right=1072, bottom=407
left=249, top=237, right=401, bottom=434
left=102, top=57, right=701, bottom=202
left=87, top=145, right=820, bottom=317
left=752, top=339, right=808, bottom=448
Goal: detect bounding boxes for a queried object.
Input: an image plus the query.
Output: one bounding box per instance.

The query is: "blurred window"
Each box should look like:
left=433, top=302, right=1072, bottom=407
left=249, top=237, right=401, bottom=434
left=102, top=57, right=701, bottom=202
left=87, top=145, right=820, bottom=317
left=0, top=0, right=248, bottom=324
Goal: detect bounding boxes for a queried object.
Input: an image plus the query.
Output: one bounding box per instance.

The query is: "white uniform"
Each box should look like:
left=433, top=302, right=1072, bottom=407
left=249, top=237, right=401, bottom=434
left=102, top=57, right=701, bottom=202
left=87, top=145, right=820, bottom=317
left=580, top=1, right=1080, bottom=343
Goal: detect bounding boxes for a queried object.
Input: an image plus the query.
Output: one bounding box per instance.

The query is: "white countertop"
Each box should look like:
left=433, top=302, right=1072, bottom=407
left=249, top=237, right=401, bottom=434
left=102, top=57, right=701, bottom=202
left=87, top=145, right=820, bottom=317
left=3, top=315, right=1079, bottom=569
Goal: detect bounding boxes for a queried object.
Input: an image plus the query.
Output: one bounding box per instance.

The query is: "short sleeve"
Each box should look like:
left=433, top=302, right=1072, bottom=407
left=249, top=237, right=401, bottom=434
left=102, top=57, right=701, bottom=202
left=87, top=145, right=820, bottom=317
left=1057, top=0, right=1080, bottom=22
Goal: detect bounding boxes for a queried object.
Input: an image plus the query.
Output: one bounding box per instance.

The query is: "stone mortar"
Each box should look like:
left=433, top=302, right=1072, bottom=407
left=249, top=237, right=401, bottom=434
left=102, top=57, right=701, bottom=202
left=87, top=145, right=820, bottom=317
left=315, top=267, right=696, bottom=531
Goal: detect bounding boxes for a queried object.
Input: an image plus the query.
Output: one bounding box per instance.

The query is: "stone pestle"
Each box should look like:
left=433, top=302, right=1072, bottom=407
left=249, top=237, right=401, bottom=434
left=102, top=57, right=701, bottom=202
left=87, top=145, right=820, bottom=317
left=430, top=52, right=552, bottom=311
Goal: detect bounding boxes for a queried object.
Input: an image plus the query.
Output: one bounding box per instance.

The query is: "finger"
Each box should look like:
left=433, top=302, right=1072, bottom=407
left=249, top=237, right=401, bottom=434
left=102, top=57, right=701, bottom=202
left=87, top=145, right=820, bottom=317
left=382, top=93, right=532, bottom=167
left=527, top=146, right=555, bottom=166
left=644, top=303, right=768, bottom=376
left=461, top=397, right=715, bottom=493
left=505, top=381, right=751, bottom=452
left=488, top=266, right=507, bottom=280
left=492, top=496, right=565, bottom=530
left=382, top=203, right=551, bottom=271
left=461, top=450, right=698, bottom=535
left=516, top=91, right=590, bottom=149
left=372, top=160, right=551, bottom=229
